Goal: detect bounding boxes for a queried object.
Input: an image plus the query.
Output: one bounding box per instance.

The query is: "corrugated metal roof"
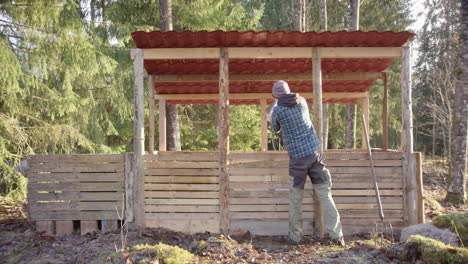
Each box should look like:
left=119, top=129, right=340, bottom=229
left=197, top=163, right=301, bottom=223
left=131, top=30, right=414, bottom=48
left=131, top=30, right=414, bottom=105
left=144, top=58, right=394, bottom=75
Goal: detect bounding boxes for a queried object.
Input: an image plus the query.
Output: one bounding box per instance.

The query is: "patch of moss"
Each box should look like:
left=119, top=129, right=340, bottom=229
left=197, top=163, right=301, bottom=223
left=406, top=235, right=468, bottom=264
left=425, top=197, right=442, bottom=210
left=197, top=240, right=207, bottom=252
left=129, top=243, right=194, bottom=264
left=433, top=212, right=468, bottom=244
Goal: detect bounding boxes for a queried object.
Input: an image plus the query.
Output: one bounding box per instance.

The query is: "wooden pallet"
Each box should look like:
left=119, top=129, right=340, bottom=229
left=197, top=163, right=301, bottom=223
left=143, top=151, right=407, bottom=235
left=27, top=154, right=125, bottom=235
left=144, top=152, right=220, bottom=233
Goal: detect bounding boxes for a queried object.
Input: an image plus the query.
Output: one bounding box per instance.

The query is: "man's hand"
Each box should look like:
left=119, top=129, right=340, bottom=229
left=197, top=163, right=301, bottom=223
left=266, top=113, right=272, bottom=122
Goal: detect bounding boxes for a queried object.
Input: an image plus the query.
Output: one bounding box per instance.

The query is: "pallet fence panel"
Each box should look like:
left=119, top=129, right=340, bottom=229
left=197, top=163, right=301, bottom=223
left=27, top=154, right=125, bottom=235
left=144, top=152, right=220, bottom=233
left=228, top=151, right=407, bottom=236
left=28, top=150, right=418, bottom=236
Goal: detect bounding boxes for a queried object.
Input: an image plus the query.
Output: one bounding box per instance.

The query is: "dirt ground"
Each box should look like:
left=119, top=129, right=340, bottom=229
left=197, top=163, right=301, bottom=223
left=0, top=158, right=465, bottom=264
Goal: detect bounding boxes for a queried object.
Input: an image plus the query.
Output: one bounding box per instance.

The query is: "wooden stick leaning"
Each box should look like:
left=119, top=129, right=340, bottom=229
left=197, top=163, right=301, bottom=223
left=361, top=114, right=384, bottom=220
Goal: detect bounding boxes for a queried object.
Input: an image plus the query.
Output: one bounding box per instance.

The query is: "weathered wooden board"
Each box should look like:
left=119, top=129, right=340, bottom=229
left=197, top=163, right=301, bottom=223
left=145, top=191, right=219, bottom=199
left=145, top=161, right=219, bottom=169
left=146, top=219, right=220, bottom=234
left=29, top=182, right=124, bottom=192
left=81, top=221, right=98, bottom=235
left=230, top=204, right=315, bottom=212
left=144, top=176, right=218, bottom=183
left=145, top=183, right=219, bottom=191
left=28, top=172, right=124, bottom=183
left=29, top=201, right=123, bottom=211
left=145, top=152, right=217, bottom=161
left=55, top=220, right=74, bottom=235
left=145, top=198, right=219, bottom=205
left=229, top=159, right=401, bottom=168
left=230, top=212, right=314, bottom=219
left=28, top=192, right=124, bottom=202
left=30, top=211, right=119, bottom=221
left=230, top=175, right=402, bottom=183
left=29, top=163, right=124, bottom=173
left=229, top=167, right=402, bottom=176
left=101, top=220, right=118, bottom=232
left=145, top=205, right=219, bottom=213
left=145, top=168, right=218, bottom=176
left=145, top=213, right=218, bottom=220
left=29, top=154, right=124, bottom=163
left=229, top=196, right=402, bottom=205
left=229, top=182, right=402, bottom=189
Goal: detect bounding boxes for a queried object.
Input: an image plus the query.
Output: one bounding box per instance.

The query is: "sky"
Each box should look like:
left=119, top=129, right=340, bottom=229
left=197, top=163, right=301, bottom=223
left=409, top=0, right=427, bottom=33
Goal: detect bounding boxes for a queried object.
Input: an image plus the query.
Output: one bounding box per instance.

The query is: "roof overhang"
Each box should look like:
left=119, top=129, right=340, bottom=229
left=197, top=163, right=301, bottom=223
left=131, top=30, right=415, bottom=105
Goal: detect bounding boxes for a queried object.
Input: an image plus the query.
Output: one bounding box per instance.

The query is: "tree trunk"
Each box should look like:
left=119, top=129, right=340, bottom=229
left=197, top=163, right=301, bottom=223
left=160, top=0, right=181, bottom=151
left=293, top=0, right=303, bottom=31
left=345, top=0, right=359, bottom=149
left=319, top=0, right=328, bottom=149
left=446, top=0, right=468, bottom=204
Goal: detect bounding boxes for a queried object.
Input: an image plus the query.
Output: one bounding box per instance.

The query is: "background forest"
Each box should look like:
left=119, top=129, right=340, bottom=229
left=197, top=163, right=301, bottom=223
left=0, top=0, right=463, bottom=200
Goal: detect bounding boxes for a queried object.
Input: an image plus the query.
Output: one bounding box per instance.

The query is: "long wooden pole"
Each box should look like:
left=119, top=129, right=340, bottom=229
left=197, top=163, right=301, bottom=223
left=132, top=48, right=145, bottom=227
left=382, top=72, right=388, bottom=151
left=159, top=99, right=167, bottom=151
left=260, top=99, right=268, bottom=151
left=361, top=96, right=370, bottom=149
left=312, top=47, right=324, bottom=236
left=401, top=45, right=417, bottom=225
left=148, top=75, right=155, bottom=154
left=218, top=47, right=230, bottom=234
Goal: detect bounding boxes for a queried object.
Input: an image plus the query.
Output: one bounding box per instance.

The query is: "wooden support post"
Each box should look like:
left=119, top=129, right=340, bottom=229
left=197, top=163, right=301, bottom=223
left=148, top=75, right=155, bottom=154
left=81, top=221, right=98, bottom=235
left=382, top=73, right=389, bottom=151
left=55, top=221, right=73, bottom=235
left=125, top=152, right=135, bottom=223
left=159, top=99, right=167, bottom=151
left=361, top=96, right=370, bottom=149
left=401, top=45, right=417, bottom=225
left=260, top=99, right=268, bottom=151
left=36, top=220, right=54, bottom=234
left=102, top=220, right=118, bottom=232
left=132, top=48, right=145, bottom=227
left=218, top=47, right=230, bottom=234
left=312, top=47, right=324, bottom=236
left=415, top=152, right=424, bottom=224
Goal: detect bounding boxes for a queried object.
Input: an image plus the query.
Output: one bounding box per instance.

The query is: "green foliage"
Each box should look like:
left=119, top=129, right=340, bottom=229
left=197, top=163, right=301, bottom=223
left=130, top=243, right=194, bottom=264
left=406, top=235, right=468, bottom=264
left=433, top=212, right=468, bottom=245
left=230, top=105, right=261, bottom=151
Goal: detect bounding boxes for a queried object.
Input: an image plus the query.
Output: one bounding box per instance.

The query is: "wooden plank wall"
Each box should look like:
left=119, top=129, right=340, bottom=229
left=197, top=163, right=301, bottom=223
left=143, top=151, right=413, bottom=236
left=229, top=151, right=406, bottom=236
left=27, top=154, right=125, bottom=235
left=144, top=152, right=220, bottom=233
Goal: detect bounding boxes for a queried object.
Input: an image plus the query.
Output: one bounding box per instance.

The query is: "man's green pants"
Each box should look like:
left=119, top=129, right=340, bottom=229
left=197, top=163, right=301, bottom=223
left=288, top=152, right=343, bottom=243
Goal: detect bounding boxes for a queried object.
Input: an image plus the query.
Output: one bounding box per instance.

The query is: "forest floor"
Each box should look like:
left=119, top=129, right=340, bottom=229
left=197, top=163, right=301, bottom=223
left=0, top=158, right=466, bottom=264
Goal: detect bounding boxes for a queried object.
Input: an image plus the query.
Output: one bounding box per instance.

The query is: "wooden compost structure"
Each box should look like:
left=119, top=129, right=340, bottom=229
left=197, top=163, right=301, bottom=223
left=27, top=30, right=424, bottom=236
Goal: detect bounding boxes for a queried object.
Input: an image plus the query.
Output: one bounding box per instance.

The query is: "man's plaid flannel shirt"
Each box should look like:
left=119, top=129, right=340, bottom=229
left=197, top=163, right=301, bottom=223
left=271, top=96, right=320, bottom=159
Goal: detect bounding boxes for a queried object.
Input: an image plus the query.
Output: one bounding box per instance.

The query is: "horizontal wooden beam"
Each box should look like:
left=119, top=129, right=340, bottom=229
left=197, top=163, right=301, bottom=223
left=155, top=92, right=367, bottom=101
left=139, top=47, right=401, bottom=59
left=153, top=72, right=385, bottom=82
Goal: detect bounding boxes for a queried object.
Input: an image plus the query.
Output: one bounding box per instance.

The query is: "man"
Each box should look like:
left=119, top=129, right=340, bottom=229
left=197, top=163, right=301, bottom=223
left=267, top=80, right=344, bottom=245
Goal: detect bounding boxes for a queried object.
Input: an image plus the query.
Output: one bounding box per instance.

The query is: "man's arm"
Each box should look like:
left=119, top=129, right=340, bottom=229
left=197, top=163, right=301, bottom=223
left=271, top=109, right=281, bottom=133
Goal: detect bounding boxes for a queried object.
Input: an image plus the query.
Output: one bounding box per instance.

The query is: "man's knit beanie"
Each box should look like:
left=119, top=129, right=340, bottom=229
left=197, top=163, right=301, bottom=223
left=272, top=80, right=291, bottom=98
